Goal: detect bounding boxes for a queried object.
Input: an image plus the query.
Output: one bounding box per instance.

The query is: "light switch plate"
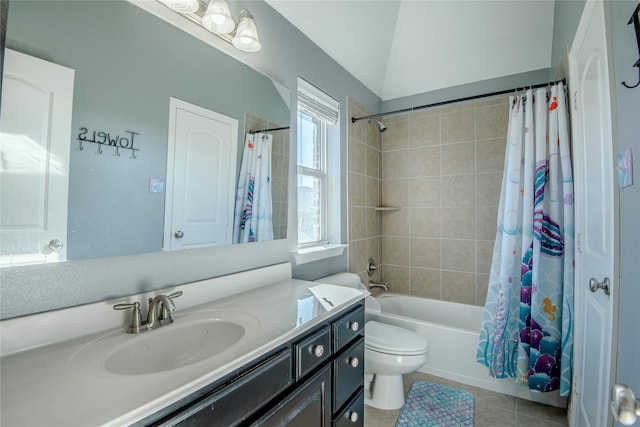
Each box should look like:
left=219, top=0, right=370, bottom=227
left=618, top=148, right=633, bottom=189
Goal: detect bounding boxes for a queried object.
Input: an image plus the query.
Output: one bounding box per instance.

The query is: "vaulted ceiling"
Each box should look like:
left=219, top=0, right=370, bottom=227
left=265, top=0, right=556, bottom=101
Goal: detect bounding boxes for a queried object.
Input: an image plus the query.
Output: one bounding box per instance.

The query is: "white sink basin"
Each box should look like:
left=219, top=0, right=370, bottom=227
left=105, top=320, right=245, bottom=375
left=70, top=310, right=260, bottom=377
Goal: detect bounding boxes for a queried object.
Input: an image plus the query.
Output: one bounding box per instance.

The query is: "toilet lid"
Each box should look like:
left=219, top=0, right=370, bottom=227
left=365, top=321, right=428, bottom=355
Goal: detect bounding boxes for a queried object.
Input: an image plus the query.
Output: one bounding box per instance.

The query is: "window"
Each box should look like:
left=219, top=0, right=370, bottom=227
left=296, top=78, right=340, bottom=249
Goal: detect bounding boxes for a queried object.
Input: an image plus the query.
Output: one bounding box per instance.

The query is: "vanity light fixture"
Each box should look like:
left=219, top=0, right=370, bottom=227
left=157, top=0, right=262, bottom=53
left=231, top=9, right=261, bottom=53
left=159, top=0, right=199, bottom=14
left=202, top=0, right=235, bottom=34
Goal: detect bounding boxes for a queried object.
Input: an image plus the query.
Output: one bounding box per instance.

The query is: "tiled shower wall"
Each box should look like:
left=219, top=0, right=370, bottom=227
left=347, top=97, right=508, bottom=306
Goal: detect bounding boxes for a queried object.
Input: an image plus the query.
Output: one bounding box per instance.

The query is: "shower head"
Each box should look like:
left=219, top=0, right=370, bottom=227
left=376, top=120, right=387, bottom=133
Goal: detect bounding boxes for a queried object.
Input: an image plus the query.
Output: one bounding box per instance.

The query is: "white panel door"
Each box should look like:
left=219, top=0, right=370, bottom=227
left=569, top=1, right=617, bottom=426
left=0, top=49, right=74, bottom=266
left=164, top=98, right=237, bottom=251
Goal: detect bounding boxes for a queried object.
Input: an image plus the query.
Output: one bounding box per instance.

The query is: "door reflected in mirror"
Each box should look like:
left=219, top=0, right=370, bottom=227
left=0, top=0, right=291, bottom=267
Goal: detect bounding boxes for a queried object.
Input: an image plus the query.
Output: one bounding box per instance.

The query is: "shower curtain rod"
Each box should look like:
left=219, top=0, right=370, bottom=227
left=351, top=78, right=567, bottom=123
left=249, top=126, right=290, bottom=134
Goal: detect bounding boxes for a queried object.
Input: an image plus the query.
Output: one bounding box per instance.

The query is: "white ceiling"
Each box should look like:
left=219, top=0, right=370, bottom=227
left=265, top=0, right=556, bottom=101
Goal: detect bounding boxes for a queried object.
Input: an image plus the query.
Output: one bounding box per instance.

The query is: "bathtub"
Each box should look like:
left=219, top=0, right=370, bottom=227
left=365, top=293, right=568, bottom=408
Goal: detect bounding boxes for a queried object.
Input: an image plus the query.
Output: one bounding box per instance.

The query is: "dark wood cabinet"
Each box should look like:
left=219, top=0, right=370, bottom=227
left=143, top=302, right=365, bottom=427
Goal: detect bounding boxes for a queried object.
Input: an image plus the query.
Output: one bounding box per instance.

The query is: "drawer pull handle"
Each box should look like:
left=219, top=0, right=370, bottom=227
left=349, top=411, right=359, bottom=422
left=349, top=356, right=359, bottom=368
left=313, top=344, right=325, bottom=358
left=349, top=321, right=359, bottom=332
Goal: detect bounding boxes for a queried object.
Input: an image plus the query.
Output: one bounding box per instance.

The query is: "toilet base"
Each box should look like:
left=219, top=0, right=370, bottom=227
left=364, top=374, right=405, bottom=410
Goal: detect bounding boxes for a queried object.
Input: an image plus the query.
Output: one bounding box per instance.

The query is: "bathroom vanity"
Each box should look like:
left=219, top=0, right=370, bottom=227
left=0, top=264, right=366, bottom=426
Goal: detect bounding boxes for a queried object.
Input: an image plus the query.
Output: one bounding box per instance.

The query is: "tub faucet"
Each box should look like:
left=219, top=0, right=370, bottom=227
left=368, top=281, right=389, bottom=292
left=146, top=291, right=183, bottom=329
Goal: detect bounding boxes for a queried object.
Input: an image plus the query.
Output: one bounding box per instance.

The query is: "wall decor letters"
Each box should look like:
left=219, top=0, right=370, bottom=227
left=76, top=127, right=140, bottom=158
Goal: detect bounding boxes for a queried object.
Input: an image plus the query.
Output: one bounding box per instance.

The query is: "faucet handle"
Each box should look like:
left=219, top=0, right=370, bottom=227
left=159, top=291, right=183, bottom=321
left=113, top=302, right=143, bottom=334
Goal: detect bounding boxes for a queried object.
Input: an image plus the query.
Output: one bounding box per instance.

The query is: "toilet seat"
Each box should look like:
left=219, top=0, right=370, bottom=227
left=365, top=321, right=428, bottom=356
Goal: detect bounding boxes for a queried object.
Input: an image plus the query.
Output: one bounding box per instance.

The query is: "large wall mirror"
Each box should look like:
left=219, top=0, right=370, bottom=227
left=1, top=0, right=291, bottom=266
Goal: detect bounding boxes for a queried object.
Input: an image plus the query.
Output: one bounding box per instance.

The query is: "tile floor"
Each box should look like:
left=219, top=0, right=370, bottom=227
left=364, top=372, right=569, bottom=427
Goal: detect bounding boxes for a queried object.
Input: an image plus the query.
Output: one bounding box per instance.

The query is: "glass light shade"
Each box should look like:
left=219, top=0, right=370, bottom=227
left=160, top=0, right=199, bottom=13
left=202, top=0, right=235, bottom=34
left=232, top=10, right=261, bottom=52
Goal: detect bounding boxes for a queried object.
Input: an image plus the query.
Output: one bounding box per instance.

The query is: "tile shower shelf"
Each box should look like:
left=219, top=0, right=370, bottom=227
left=374, top=206, right=401, bottom=211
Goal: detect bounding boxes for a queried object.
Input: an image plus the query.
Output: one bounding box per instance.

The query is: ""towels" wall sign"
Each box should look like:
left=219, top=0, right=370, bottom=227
left=76, top=127, right=140, bottom=159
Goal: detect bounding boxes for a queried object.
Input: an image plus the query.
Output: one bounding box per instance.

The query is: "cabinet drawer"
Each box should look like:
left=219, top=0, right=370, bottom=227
left=154, top=350, right=292, bottom=426
left=333, top=388, right=364, bottom=427
left=295, top=326, right=331, bottom=380
left=333, top=338, right=365, bottom=412
left=332, top=306, right=364, bottom=351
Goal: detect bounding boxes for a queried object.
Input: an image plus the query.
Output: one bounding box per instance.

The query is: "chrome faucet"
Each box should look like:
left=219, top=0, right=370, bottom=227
left=113, top=291, right=183, bottom=334
left=368, top=281, right=389, bottom=292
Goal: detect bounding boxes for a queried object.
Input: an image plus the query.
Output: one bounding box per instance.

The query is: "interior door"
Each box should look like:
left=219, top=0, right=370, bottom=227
left=569, top=1, right=618, bottom=426
left=164, top=98, right=237, bottom=251
left=0, top=49, right=74, bottom=266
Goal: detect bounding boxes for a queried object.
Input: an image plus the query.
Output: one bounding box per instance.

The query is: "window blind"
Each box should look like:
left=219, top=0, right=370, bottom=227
left=297, top=77, right=340, bottom=126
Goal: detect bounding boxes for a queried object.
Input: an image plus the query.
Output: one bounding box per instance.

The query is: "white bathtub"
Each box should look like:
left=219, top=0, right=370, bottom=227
left=365, top=293, right=567, bottom=408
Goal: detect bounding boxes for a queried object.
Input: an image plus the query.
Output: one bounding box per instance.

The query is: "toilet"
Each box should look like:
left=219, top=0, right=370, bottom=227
left=316, top=273, right=429, bottom=410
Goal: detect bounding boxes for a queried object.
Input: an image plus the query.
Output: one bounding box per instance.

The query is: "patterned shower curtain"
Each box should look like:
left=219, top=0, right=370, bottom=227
left=233, top=132, right=274, bottom=243
left=476, top=82, right=574, bottom=397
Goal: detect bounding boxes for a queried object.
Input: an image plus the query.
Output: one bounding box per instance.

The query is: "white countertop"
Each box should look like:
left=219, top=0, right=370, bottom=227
left=0, top=276, right=366, bottom=426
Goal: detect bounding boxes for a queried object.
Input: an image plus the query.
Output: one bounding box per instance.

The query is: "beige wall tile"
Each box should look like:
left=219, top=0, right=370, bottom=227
left=408, top=146, right=441, bottom=177
left=381, top=265, right=410, bottom=294
left=410, top=268, right=441, bottom=299
left=382, top=119, right=409, bottom=151
left=366, top=208, right=380, bottom=239
left=441, top=109, right=475, bottom=144
left=381, top=236, right=410, bottom=266
left=381, top=209, right=410, bottom=237
left=477, top=205, right=498, bottom=240
left=476, top=274, right=490, bottom=306
left=382, top=179, right=409, bottom=207
left=348, top=238, right=366, bottom=274
left=476, top=239, right=495, bottom=275
left=348, top=172, right=367, bottom=207
left=365, top=119, right=382, bottom=150
left=382, top=150, right=409, bottom=179
left=366, top=176, right=380, bottom=208
left=410, top=208, right=442, bottom=238
left=349, top=207, right=367, bottom=241
left=476, top=138, right=506, bottom=173
left=442, top=207, right=476, bottom=239
left=410, top=238, right=441, bottom=269
left=366, top=237, right=381, bottom=269
left=349, top=138, right=366, bottom=174
left=410, top=113, right=441, bottom=147
left=442, top=239, right=476, bottom=272
left=441, top=175, right=475, bottom=208
left=366, top=145, right=381, bottom=179
left=476, top=173, right=502, bottom=206
left=409, top=177, right=441, bottom=207
left=441, top=142, right=475, bottom=176
left=442, top=271, right=476, bottom=304
left=475, top=103, right=509, bottom=140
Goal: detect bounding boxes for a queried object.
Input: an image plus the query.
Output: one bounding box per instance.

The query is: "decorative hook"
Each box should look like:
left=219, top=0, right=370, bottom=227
left=131, top=149, right=138, bottom=160
left=622, top=3, right=640, bottom=89
left=114, top=146, right=121, bottom=157
left=96, top=144, right=103, bottom=155
left=622, top=60, right=640, bottom=89
left=77, top=139, right=84, bottom=151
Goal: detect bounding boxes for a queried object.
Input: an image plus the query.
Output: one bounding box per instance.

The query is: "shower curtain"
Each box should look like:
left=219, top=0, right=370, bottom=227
left=476, top=82, right=574, bottom=397
left=233, top=132, right=274, bottom=243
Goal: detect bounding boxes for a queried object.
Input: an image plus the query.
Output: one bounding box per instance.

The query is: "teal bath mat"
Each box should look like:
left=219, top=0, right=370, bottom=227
left=396, top=380, right=475, bottom=426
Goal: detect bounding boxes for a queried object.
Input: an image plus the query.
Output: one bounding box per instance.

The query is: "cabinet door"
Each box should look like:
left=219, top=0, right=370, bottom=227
left=333, top=339, right=364, bottom=412
left=255, top=366, right=331, bottom=427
